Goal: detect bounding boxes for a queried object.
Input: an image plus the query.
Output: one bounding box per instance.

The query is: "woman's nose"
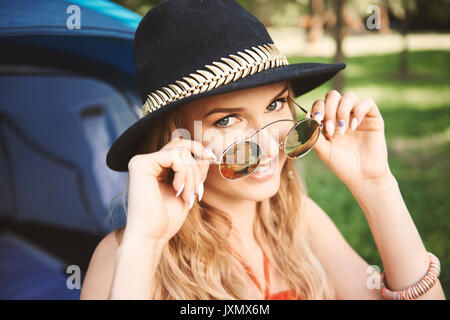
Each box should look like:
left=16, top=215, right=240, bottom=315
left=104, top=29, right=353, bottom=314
left=256, top=129, right=282, bottom=160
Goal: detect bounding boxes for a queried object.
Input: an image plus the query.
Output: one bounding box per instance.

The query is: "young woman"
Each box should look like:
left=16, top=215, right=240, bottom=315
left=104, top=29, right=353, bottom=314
left=80, top=0, right=445, bottom=300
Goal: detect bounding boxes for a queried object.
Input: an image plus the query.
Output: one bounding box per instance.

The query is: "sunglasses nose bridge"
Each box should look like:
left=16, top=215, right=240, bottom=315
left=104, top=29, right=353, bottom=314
left=256, top=130, right=283, bottom=159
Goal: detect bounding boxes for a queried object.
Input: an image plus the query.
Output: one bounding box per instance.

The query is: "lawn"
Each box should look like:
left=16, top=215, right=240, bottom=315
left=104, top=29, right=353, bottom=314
left=289, top=50, right=450, bottom=297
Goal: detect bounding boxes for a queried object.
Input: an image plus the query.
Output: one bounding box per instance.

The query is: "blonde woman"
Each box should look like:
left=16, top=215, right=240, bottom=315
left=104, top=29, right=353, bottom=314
left=80, top=0, right=445, bottom=300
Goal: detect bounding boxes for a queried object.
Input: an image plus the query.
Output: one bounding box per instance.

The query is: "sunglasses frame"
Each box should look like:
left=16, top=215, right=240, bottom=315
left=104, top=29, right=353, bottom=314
left=217, top=96, right=323, bottom=180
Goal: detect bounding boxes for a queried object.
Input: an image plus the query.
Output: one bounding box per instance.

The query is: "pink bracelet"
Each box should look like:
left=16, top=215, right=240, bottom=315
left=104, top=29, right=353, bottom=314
left=380, top=252, right=441, bottom=300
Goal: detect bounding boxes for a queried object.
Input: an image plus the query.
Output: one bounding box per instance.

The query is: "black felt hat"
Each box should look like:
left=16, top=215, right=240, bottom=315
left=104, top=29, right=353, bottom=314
left=106, top=0, right=345, bottom=172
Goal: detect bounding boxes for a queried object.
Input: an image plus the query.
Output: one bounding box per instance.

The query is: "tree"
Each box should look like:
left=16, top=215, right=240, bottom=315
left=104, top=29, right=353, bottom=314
left=333, top=0, right=346, bottom=92
left=399, top=0, right=413, bottom=78
left=308, top=0, right=326, bottom=44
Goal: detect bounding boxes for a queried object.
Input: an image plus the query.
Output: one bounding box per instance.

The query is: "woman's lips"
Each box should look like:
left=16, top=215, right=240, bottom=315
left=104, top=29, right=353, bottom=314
left=248, top=157, right=278, bottom=182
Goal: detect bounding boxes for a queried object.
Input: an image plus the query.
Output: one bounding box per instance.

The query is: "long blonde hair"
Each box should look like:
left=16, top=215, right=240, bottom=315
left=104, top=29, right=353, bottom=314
left=119, top=83, right=335, bottom=299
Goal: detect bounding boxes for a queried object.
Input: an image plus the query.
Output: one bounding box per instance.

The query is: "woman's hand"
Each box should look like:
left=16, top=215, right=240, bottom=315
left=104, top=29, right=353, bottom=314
left=123, top=138, right=216, bottom=244
left=310, top=90, right=394, bottom=190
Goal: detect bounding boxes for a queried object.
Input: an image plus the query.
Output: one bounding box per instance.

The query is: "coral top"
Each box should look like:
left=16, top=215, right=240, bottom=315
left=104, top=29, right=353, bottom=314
left=231, top=248, right=302, bottom=300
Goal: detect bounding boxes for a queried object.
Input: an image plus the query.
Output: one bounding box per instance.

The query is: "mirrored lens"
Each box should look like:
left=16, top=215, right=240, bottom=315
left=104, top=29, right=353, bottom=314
left=219, top=140, right=261, bottom=180
left=284, top=119, right=320, bottom=158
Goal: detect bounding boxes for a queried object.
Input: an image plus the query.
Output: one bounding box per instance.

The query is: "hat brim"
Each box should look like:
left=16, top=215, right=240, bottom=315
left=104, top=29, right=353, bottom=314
left=106, top=62, right=346, bottom=171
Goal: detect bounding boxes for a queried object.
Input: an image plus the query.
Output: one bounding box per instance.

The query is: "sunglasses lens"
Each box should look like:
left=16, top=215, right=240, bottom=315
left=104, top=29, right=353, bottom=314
left=219, top=140, right=261, bottom=180
left=284, top=119, right=320, bottom=158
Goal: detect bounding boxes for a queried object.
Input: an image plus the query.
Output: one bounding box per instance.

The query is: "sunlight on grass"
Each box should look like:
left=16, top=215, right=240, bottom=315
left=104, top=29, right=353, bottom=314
left=391, top=127, right=450, bottom=152
left=344, top=86, right=450, bottom=110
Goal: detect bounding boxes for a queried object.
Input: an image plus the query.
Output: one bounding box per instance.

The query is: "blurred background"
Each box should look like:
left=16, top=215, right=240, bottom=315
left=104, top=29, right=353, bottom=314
left=0, top=0, right=448, bottom=299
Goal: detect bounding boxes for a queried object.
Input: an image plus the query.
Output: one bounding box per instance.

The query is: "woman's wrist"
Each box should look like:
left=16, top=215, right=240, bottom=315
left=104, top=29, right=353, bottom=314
left=346, top=172, right=400, bottom=222
left=120, top=235, right=166, bottom=255
left=347, top=171, right=397, bottom=195
left=121, top=223, right=168, bottom=250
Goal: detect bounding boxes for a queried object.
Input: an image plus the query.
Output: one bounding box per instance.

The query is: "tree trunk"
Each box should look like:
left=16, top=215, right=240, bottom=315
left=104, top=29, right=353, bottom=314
left=399, top=0, right=410, bottom=79
left=307, top=0, right=325, bottom=44
left=333, top=0, right=345, bottom=92
left=380, top=0, right=391, bottom=32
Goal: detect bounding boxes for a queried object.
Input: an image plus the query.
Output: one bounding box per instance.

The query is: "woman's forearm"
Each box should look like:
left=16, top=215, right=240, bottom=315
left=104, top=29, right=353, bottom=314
left=348, top=174, right=446, bottom=299
left=109, top=234, right=166, bottom=299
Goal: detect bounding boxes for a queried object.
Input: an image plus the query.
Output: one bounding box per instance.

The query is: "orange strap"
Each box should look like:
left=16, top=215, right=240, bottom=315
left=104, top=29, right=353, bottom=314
left=229, top=247, right=271, bottom=299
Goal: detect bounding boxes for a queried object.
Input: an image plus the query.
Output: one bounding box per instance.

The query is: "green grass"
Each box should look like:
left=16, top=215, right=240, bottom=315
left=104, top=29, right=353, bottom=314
left=289, top=50, right=450, bottom=297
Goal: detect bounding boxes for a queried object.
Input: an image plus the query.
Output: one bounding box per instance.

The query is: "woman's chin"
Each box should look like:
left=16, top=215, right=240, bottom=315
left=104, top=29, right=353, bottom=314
left=247, top=182, right=281, bottom=201
left=236, top=166, right=281, bottom=200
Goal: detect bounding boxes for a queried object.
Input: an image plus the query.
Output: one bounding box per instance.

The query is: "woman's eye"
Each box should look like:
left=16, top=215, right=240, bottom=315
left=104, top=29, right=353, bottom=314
left=214, top=115, right=237, bottom=128
left=266, top=98, right=287, bottom=112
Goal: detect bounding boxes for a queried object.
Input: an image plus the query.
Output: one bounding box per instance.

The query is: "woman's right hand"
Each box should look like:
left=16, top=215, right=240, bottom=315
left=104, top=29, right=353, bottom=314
left=123, top=138, right=218, bottom=244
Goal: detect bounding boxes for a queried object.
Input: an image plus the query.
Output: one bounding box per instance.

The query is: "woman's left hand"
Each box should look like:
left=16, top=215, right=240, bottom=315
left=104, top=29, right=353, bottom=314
left=310, top=90, right=394, bottom=190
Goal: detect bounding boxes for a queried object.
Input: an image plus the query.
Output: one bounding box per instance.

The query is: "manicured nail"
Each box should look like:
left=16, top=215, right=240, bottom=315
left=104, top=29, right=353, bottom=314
left=198, top=182, right=204, bottom=201
left=338, top=120, right=346, bottom=136
left=351, top=118, right=358, bottom=131
left=204, top=147, right=218, bottom=161
left=313, top=111, right=323, bottom=122
left=175, top=182, right=185, bottom=197
left=325, top=120, right=335, bottom=137
left=189, top=191, right=196, bottom=209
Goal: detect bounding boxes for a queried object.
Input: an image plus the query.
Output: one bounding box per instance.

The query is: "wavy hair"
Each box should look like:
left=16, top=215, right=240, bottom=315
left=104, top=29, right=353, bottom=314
left=116, top=82, right=335, bottom=299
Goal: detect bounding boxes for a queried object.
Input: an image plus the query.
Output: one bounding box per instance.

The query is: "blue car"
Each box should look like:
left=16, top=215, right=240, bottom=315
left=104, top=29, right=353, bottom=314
left=0, top=0, right=142, bottom=299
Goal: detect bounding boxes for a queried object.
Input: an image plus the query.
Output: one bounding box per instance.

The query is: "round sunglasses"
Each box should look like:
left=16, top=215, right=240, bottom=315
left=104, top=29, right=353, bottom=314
left=214, top=97, right=323, bottom=180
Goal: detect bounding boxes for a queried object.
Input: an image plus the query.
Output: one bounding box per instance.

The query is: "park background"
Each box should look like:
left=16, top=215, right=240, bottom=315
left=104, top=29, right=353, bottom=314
left=113, top=0, right=450, bottom=296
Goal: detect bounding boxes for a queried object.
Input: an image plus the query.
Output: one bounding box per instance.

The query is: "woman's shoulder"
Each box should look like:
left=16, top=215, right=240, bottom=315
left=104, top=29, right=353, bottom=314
left=92, top=225, right=125, bottom=253
left=301, top=195, right=323, bottom=234
left=80, top=226, right=125, bottom=299
left=301, top=194, right=344, bottom=244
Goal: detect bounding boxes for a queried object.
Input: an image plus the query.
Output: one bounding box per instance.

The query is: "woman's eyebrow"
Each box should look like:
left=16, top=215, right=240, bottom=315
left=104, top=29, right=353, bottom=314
left=203, top=85, right=289, bottom=119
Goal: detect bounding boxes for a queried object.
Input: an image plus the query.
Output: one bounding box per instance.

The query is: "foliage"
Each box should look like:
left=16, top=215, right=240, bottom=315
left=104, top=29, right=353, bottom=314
left=112, top=0, right=450, bottom=31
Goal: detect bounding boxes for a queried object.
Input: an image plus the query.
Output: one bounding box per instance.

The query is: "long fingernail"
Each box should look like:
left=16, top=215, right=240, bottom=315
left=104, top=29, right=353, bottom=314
left=338, top=120, right=346, bottom=136
left=175, top=182, right=185, bottom=198
left=198, top=182, right=204, bottom=201
left=204, top=147, right=218, bottom=161
left=325, top=120, right=335, bottom=137
left=351, top=118, right=358, bottom=131
left=313, top=111, right=323, bottom=123
left=189, top=191, right=196, bottom=209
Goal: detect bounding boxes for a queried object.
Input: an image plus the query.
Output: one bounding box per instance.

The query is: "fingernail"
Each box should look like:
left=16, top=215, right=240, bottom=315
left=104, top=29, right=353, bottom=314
left=175, top=182, right=185, bottom=197
left=338, top=120, right=346, bottom=136
left=189, top=191, right=196, bottom=209
left=305, top=112, right=311, bottom=119
left=204, top=147, right=218, bottom=161
left=314, top=111, right=323, bottom=122
left=313, top=111, right=323, bottom=122
left=198, top=182, right=204, bottom=201
left=351, top=118, right=358, bottom=131
left=325, top=120, right=335, bottom=137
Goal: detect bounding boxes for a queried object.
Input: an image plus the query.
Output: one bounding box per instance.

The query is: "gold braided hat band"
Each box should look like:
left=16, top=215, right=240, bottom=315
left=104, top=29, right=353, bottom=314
left=142, top=42, right=289, bottom=116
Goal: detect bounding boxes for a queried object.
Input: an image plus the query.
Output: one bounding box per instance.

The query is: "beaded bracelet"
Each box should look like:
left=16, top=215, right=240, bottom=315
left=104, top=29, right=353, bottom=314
left=380, top=252, right=441, bottom=300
